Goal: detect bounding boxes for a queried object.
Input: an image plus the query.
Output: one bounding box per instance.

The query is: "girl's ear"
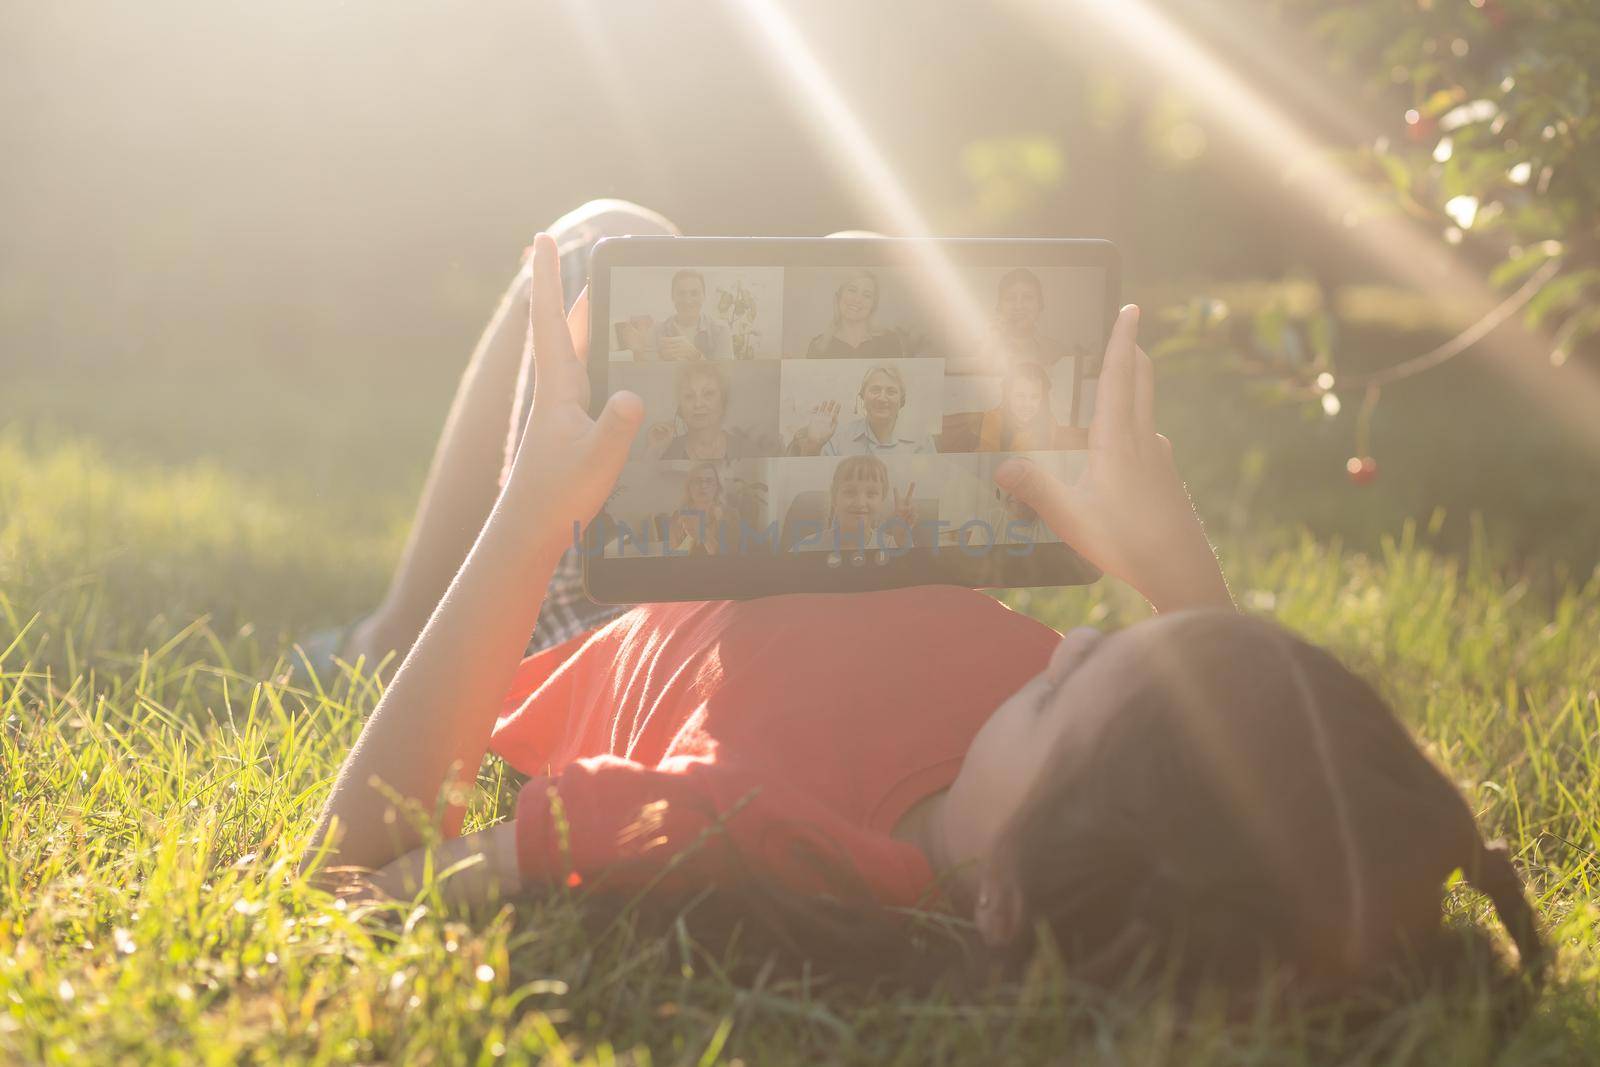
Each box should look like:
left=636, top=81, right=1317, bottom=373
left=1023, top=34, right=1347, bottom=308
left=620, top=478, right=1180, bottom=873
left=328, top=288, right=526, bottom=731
left=974, top=865, right=1025, bottom=949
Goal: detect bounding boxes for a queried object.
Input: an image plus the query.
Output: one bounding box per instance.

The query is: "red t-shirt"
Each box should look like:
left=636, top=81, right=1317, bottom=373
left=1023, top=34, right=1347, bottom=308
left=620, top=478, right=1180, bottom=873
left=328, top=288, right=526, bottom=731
left=489, top=585, right=1059, bottom=908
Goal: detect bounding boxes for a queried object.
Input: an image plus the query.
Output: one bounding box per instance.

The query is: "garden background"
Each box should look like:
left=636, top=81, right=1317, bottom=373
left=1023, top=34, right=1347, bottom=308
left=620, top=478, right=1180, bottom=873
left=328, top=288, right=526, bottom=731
left=4, top=2, right=1598, bottom=1062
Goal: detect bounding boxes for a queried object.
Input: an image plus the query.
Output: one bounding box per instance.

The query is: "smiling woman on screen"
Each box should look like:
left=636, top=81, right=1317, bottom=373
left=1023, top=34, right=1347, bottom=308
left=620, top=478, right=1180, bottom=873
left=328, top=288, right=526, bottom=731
left=806, top=270, right=907, bottom=358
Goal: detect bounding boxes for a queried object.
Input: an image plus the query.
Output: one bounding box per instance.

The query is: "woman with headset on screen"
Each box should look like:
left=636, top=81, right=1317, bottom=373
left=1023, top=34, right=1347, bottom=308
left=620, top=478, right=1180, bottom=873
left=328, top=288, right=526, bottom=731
left=644, top=363, right=760, bottom=461
left=787, top=365, right=934, bottom=457
left=804, top=270, right=908, bottom=358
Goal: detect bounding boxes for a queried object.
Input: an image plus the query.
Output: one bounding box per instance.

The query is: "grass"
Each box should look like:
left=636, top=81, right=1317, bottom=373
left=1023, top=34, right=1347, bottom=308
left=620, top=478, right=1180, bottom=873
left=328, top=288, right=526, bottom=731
left=3, top=372, right=1599, bottom=1062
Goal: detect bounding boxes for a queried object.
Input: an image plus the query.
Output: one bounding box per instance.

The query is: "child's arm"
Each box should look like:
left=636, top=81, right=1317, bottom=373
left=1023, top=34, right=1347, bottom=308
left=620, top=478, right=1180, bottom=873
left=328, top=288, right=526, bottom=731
left=302, top=235, right=642, bottom=881
left=996, top=305, right=1233, bottom=615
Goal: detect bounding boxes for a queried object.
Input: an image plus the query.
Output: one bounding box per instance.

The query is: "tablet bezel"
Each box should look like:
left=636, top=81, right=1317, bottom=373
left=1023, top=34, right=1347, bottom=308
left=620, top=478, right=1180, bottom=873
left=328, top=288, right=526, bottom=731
left=582, top=236, right=1118, bottom=604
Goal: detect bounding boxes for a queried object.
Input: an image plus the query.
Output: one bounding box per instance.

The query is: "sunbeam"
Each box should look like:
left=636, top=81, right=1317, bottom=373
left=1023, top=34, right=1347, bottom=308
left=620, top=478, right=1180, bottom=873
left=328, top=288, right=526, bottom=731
left=725, top=0, right=1000, bottom=356
left=1012, top=0, right=1600, bottom=454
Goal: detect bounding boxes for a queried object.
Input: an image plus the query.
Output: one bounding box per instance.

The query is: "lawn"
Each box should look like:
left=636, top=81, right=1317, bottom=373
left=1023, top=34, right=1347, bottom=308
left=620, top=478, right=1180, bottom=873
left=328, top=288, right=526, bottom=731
left=3, top=339, right=1599, bottom=1062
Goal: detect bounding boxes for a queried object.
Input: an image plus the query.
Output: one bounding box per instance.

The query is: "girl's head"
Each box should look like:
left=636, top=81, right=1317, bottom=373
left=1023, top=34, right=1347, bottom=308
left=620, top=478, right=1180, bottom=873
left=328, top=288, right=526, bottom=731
left=995, top=268, right=1044, bottom=336
left=682, top=461, right=723, bottom=511
left=826, top=455, right=891, bottom=544
left=675, top=364, right=728, bottom=431
left=832, top=271, right=881, bottom=329
left=946, top=610, right=1544, bottom=990
left=1001, top=363, right=1051, bottom=427
left=858, top=365, right=907, bottom=425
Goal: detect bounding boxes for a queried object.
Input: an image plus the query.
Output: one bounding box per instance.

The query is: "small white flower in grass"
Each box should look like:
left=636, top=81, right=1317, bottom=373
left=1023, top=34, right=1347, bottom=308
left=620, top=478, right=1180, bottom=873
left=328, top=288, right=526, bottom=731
left=113, top=928, right=136, bottom=955
left=1316, top=372, right=1335, bottom=391
left=1508, top=161, right=1532, bottom=185
left=1433, top=137, right=1453, bottom=163
left=57, top=979, right=75, bottom=1003
left=1321, top=392, right=1342, bottom=417
left=475, top=964, right=496, bottom=983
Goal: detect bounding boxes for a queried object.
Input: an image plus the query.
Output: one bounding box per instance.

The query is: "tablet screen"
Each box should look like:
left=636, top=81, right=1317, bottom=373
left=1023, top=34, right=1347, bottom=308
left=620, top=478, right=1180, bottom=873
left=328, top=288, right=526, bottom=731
left=584, top=238, right=1116, bottom=602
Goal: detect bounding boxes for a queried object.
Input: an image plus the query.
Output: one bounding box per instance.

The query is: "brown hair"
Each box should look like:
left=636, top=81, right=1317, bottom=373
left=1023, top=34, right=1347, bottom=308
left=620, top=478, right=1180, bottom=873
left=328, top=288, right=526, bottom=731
left=984, top=611, right=1545, bottom=994
left=825, top=455, right=891, bottom=530
left=671, top=269, right=706, bottom=296
left=571, top=612, right=1546, bottom=1004
left=995, top=362, right=1053, bottom=449
left=995, top=266, right=1044, bottom=307
left=674, top=362, right=728, bottom=417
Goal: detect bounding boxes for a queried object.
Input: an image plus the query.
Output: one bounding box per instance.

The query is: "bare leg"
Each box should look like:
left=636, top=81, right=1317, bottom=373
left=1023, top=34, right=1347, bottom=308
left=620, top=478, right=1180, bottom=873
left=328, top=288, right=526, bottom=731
left=344, top=264, right=531, bottom=663
left=346, top=200, right=680, bottom=667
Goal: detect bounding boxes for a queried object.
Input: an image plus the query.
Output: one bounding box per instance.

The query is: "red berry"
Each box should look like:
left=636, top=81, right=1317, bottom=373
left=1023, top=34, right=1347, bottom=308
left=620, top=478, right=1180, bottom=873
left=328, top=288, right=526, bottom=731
left=1404, top=112, right=1437, bottom=143
left=1346, top=456, right=1379, bottom=486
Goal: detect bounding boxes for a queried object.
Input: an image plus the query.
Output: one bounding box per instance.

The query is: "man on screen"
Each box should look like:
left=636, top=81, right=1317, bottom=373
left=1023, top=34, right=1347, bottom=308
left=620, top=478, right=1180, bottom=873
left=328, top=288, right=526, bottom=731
left=785, top=365, right=935, bottom=457
left=617, top=269, right=736, bottom=361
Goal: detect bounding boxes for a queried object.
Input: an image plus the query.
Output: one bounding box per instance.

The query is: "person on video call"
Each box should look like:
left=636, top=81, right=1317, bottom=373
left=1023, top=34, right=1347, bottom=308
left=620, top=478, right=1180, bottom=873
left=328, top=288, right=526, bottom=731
left=805, top=270, right=908, bottom=358
left=947, top=267, right=1066, bottom=377
left=962, top=484, right=1048, bottom=549
left=821, top=455, right=918, bottom=552
left=617, top=269, right=735, bottom=361
left=662, top=461, right=728, bottom=556
left=787, top=365, right=934, bottom=457
left=645, top=363, right=760, bottom=461
left=976, top=362, right=1061, bottom=452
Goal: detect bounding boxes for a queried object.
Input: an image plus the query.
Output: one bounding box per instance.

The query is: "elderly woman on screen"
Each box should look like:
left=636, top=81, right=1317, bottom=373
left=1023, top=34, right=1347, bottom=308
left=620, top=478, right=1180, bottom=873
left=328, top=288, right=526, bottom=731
left=645, top=363, right=759, bottom=461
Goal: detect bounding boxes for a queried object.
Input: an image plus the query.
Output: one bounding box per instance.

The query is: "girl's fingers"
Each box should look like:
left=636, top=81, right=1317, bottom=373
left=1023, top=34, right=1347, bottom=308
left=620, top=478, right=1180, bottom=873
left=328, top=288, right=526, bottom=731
left=584, top=391, right=645, bottom=476
left=1133, top=344, right=1155, bottom=442
left=994, top=457, right=1083, bottom=547
left=529, top=234, right=579, bottom=406
left=568, top=288, right=591, bottom=365
left=1089, top=305, right=1140, bottom=453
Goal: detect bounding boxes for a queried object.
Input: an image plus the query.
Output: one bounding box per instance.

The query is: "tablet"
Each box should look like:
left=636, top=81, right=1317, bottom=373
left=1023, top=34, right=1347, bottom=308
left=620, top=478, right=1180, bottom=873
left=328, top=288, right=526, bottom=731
left=582, top=236, right=1118, bottom=603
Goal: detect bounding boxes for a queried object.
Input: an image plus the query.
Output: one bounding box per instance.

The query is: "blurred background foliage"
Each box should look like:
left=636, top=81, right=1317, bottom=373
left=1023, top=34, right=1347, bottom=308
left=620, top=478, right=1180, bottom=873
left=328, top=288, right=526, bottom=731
left=3, top=0, right=1597, bottom=619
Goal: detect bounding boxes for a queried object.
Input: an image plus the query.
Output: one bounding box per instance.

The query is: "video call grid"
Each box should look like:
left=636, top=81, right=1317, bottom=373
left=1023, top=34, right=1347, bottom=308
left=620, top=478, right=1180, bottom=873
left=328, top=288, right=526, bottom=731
left=599, top=263, right=1102, bottom=557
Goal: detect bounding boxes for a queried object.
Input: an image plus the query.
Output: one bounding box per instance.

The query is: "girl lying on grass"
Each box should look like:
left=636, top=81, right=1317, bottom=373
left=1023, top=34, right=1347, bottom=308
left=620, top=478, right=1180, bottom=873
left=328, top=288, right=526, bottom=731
left=301, top=205, right=1544, bottom=995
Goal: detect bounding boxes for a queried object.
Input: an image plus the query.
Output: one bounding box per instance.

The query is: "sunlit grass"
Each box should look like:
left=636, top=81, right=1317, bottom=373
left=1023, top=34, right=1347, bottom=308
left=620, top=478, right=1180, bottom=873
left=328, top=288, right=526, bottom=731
left=4, top=431, right=1599, bottom=1063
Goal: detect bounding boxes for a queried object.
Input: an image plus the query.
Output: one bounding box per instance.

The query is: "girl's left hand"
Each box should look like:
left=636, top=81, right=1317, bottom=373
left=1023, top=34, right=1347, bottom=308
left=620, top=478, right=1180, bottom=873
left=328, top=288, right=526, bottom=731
left=891, top=482, right=918, bottom=537
left=505, top=235, right=643, bottom=550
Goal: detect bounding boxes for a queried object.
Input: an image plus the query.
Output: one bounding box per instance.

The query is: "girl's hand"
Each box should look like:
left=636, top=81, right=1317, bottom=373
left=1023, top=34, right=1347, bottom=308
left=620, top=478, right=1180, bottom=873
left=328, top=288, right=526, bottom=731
left=994, top=306, right=1231, bottom=614
left=505, top=235, right=643, bottom=553
left=889, top=481, right=918, bottom=546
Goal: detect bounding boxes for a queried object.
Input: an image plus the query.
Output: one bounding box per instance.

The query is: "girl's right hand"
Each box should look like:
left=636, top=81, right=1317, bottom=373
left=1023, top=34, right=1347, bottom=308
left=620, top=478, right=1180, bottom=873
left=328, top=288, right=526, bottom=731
left=994, top=306, right=1232, bottom=614
left=503, top=235, right=644, bottom=560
